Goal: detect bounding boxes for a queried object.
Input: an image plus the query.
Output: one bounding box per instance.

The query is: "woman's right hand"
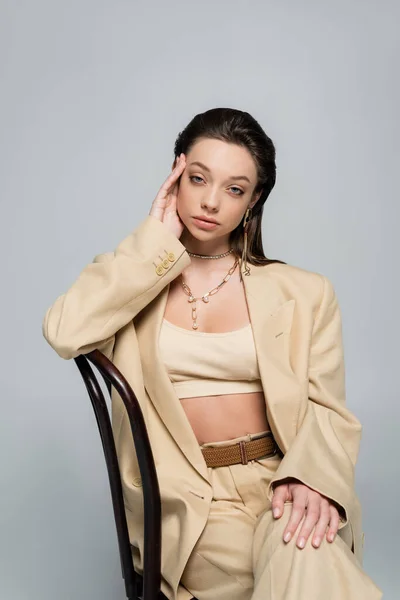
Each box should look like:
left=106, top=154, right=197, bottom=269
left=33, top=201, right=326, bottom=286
left=150, top=153, right=186, bottom=239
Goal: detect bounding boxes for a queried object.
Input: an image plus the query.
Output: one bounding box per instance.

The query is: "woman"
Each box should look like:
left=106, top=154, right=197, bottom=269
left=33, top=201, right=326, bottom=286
left=43, top=108, right=382, bottom=599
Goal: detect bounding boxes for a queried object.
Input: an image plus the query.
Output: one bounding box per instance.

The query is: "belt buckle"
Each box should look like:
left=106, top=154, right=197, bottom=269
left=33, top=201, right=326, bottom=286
left=238, top=440, right=248, bottom=465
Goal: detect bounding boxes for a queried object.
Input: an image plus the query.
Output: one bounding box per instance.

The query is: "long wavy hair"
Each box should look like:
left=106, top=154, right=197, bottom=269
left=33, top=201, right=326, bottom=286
left=173, top=107, right=285, bottom=267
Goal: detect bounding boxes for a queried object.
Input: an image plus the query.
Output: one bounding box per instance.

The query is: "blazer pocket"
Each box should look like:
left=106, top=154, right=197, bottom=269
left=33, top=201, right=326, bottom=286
left=270, top=299, right=297, bottom=377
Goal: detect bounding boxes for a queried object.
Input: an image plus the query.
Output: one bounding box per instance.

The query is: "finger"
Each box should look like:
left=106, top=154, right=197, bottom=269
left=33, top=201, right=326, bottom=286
left=310, top=499, right=331, bottom=548
left=164, top=154, right=186, bottom=191
left=326, top=505, right=340, bottom=543
left=282, top=491, right=308, bottom=543
left=173, top=153, right=185, bottom=168
left=271, top=484, right=288, bottom=519
left=295, top=496, right=321, bottom=549
left=164, top=182, right=179, bottom=213
left=152, top=155, right=186, bottom=209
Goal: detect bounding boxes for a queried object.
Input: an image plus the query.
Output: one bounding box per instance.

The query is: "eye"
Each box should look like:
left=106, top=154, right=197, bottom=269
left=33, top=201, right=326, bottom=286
left=189, top=175, right=204, bottom=184
left=189, top=176, right=244, bottom=196
left=230, top=186, right=244, bottom=196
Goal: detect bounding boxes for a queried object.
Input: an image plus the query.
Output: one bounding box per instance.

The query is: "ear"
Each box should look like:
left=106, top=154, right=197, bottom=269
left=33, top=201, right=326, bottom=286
left=249, top=188, right=263, bottom=209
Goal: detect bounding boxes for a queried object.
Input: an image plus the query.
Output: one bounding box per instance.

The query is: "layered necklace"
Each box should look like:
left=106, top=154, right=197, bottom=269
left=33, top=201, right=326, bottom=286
left=181, top=248, right=238, bottom=330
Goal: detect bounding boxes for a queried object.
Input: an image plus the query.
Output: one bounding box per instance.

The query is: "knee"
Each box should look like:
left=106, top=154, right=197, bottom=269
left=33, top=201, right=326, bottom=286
left=252, top=502, right=294, bottom=568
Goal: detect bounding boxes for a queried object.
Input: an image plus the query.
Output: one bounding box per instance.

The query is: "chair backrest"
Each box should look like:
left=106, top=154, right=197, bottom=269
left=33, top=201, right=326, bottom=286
left=73, top=349, right=163, bottom=600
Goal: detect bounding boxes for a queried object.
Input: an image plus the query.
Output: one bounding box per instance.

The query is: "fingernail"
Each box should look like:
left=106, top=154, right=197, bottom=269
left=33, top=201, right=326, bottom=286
left=328, top=533, right=335, bottom=542
left=297, top=537, right=305, bottom=548
left=273, top=508, right=280, bottom=518
left=313, top=537, right=320, bottom=547
left=283, top=532, right=291, bottom=543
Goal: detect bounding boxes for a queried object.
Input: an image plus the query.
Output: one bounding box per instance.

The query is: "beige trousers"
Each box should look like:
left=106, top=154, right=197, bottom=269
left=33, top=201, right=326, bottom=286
left=180, top=431, right=383, bottom=600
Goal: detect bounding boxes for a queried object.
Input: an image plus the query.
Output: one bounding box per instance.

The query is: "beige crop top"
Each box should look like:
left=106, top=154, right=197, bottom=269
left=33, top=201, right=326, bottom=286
left=158, top=319, right=264, bottom=399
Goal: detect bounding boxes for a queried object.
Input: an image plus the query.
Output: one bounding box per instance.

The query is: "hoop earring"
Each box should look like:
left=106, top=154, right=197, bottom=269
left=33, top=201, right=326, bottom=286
left=239, top=208, right=252, bottom=282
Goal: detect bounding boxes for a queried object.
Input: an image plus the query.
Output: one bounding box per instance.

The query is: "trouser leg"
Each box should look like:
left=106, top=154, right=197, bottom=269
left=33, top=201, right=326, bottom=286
left=181, top=431, right=383, bottom=600
left=251, top=502, right=383, bottom=600
left=180, top=498, right=255, bottom=600
left=181, top=431, right=281, bottom=600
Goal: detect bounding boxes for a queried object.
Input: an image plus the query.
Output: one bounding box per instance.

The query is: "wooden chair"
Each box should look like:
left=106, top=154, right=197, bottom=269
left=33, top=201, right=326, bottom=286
left=74, top=349, right=196, bottom=600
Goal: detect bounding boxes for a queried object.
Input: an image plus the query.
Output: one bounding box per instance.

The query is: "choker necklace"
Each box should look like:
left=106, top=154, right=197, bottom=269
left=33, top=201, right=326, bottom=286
left=187, top=248, right=234, bottom=260
left=180, top=257, right=239, bottom=329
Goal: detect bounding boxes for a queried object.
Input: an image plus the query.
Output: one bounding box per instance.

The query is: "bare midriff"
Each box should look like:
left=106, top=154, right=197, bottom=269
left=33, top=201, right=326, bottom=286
left=180, top=391, right=270, bottom=445
left=164, top=271, right=270, bottom=444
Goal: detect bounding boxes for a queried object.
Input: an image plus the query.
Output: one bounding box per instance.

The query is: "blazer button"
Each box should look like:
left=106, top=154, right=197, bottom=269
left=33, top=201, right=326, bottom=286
left=162, top=258, right=170, bottom=269
left=132, top=477, right=142, bottom=487
left=167, top=252, right=175, bottom=262
left=156, top=264, right=164, bottom=276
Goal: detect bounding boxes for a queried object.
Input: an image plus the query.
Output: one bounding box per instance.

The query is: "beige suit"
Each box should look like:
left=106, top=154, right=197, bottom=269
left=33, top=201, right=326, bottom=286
left=43, top=215, right=379, bottom=599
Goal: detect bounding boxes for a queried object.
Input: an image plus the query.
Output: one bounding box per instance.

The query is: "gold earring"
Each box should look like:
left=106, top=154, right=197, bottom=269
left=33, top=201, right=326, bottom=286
left=239, top=208, right=252, bottom=282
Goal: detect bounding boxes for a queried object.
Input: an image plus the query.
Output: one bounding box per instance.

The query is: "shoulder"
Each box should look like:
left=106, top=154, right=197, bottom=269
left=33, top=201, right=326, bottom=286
left=253, top=261, right=338, bottom=314
left=264, top=260, right=324, bottom=283
left=258, top=260, right=330, bottom=290
left=93, top=251, right=114, bottom=263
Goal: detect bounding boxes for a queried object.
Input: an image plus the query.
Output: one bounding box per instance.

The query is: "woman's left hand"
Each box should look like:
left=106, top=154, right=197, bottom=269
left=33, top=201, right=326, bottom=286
left=271, top=478, right=341, bottom=549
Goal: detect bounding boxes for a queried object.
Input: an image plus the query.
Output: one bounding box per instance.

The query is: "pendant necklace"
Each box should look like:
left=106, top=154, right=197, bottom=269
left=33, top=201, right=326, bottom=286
left=180, top=257, right=239, bottom=330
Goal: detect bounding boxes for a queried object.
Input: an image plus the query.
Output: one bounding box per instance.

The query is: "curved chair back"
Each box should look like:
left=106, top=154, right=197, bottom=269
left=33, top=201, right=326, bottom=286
left=74, top=349, right=163, bottom=600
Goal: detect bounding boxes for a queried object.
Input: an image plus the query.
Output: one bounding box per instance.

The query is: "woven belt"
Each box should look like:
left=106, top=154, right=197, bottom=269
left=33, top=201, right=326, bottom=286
left=201, top=433, right=278, bottom=468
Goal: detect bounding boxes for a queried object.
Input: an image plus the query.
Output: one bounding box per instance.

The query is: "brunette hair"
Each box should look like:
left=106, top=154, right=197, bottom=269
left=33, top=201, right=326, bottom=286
left=173, top=107, right=285, bottom=267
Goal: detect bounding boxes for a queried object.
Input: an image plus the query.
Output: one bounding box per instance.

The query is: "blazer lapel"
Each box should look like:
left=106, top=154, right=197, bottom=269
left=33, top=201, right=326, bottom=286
left=242, top=265, right=301, bottom=453
left=136, top=264, right=301, bottom=481
left=135, top=286, right=210, bottom=483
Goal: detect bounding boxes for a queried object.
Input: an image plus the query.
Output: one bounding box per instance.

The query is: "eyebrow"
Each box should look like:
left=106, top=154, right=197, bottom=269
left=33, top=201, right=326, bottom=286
left=189, top=161, right=251, bottom=184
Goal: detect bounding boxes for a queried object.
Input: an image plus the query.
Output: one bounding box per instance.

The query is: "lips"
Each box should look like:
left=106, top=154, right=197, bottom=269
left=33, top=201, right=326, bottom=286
left=192, top=216, right=219, bottom=230
left=193, top=216, right=219, bottom=224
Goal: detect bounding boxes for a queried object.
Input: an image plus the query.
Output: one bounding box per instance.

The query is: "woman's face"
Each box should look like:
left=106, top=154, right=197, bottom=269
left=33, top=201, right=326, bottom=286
left=175, top=138, right=261, bottom=245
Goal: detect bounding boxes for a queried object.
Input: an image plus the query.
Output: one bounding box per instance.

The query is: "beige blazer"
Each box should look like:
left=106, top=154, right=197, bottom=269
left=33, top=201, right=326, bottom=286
left=43, top=215, right=364, bottom=600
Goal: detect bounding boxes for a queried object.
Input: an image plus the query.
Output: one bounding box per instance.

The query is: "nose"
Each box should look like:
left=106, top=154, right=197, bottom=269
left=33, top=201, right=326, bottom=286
left=200, top=189, right=220, bottom=213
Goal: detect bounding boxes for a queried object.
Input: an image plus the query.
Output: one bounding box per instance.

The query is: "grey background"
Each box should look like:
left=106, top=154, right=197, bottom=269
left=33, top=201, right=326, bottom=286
left=1, top=0, right=398, bottom=598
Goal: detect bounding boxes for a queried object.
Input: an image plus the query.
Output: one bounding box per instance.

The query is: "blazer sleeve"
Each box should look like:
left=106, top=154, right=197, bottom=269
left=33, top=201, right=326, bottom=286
left=267, top=275, right=362, bottom=526
left=42, top=215, right=191, bottom=360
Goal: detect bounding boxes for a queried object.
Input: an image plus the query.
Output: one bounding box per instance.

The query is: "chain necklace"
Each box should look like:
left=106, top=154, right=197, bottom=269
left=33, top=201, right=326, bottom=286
left=187, top=248, right=234, bottom=260
left=180, top=258, right=239, bottom=330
